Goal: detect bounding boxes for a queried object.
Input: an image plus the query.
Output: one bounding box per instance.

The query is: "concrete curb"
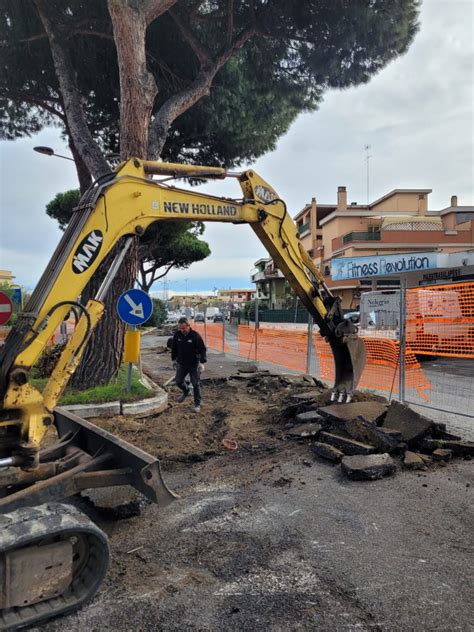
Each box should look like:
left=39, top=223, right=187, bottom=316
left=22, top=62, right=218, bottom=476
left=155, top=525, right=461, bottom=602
left=61, top=373, right=168, bottom=418
left=63, top=401, right=121, bottom=419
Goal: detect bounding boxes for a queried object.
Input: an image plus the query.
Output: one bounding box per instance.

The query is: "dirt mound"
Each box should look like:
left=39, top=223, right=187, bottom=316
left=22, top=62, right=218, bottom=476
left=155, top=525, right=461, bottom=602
left=92, top=374, right=325, bottom=462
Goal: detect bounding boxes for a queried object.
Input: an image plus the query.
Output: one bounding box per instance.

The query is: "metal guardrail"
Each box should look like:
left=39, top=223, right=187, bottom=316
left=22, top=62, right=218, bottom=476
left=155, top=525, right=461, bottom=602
left=298, top=222, right=310, bottom=235
left=342, top=231, right=381, bottom=244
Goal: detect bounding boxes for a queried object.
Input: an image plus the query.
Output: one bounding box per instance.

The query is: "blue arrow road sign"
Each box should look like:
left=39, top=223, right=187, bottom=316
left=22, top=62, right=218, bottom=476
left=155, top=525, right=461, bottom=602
left=117, top=288, right=153, bottom=326
left=11, top=288, right=22, bottom=306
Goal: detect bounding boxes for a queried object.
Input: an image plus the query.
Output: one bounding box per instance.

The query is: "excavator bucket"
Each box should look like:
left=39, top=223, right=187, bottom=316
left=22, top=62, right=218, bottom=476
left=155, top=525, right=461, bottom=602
left=329, top=335, right=367, bottom=402
left=0, top=409, right=177, bottom=514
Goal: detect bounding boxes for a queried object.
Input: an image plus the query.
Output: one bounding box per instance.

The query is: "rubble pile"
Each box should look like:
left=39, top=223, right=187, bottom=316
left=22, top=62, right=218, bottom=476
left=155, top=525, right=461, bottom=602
left=153, top=324, right=177, bottom=337
left=288, top=397, right=473, bottom=480
left=228, top=364, right=473, bottom=482
left=229, top=363, right=322, bottom=401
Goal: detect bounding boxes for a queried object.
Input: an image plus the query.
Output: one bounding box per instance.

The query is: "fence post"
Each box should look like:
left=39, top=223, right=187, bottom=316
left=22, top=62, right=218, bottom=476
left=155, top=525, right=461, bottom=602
left=306, top=314, right=313, bottom=374
left=399, top=278, right=407, bottom=403
left=255, top=296, right=259, bottom=361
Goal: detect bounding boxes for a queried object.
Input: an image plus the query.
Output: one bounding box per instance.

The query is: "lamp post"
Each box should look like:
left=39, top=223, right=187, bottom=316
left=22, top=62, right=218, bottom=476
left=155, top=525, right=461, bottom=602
left=184, top=278, right=189, bottom=301
left=33, top=146, right=75, bottom=162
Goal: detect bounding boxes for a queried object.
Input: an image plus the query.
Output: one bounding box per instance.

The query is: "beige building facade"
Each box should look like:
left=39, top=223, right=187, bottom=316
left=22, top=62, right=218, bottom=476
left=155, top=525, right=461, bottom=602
left=217, top=289, right=255, bottom=305
left=294, top=188, right=474, bottom=309
left=0, top=270, right=15, bottom=285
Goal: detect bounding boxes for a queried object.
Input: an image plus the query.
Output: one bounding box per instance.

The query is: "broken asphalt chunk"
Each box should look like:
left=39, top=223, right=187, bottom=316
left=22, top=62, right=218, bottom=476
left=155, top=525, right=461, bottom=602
left=295, top=410, right=324, bottom=424
left=236, top=362, right=259, bottom=373
left=403, top=451, right=426, bottom=470
left=318, top=401, right=388, bottom=426
left=344, top=416, right=401, bottom=452
left=312, top=442, right=344, bottom=463
left=318, top=431, right=376, bottom=456
left=288, top=423, right=322, bottom=438
left=341, top=454, right=397, bottom=481
left=381, top=401, right=433, bottom=446
left=420, top=439, right=474, bottom=456
left=290, top=391, right=321, bottom=402
left=432, top=448, right=453, bottom=461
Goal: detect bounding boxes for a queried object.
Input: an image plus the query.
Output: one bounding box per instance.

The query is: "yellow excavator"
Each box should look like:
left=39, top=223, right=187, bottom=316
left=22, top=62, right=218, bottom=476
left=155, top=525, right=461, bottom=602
left=0, top=159, right=366, bottom=629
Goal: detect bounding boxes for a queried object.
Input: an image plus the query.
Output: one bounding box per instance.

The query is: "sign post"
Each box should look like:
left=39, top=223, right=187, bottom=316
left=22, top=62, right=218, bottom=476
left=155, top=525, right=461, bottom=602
left=116, top=289, right=153, bottom=393
left=0, top=292, right=13, bottom=326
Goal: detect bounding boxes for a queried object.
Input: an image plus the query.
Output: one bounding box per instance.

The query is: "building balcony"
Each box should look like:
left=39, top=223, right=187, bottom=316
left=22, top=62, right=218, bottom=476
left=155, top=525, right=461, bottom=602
left=332, top=229, right=472, bottom=253
left=251, top=268, right=284, bottom=282
left=297, top=222, right=310, bottom=236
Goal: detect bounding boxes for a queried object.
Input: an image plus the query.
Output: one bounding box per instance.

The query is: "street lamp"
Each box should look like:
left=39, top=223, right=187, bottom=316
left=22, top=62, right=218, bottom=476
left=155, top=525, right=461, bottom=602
left=33, top=146, right=75, bottom=162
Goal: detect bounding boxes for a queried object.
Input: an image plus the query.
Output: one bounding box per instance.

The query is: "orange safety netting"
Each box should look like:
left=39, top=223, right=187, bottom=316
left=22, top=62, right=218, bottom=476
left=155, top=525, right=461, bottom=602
left=236, top=325, right=431, bottom=400
left=193, top=322, right=231, bottom=353
left=406, top=282, right=474, bottom=358
left=312, top=335, right=432, bottom=401
left=237, top=325, right=308, bottom=372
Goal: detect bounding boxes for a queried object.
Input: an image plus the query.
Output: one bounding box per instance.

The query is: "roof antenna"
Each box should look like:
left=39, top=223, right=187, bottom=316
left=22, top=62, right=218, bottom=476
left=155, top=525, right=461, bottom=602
left=365, top=144, right=371, bottom=205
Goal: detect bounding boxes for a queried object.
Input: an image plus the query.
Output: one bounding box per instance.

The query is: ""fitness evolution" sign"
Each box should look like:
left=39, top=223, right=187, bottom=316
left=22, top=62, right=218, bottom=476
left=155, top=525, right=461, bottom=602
left=331, top=252, right=439, bottom=280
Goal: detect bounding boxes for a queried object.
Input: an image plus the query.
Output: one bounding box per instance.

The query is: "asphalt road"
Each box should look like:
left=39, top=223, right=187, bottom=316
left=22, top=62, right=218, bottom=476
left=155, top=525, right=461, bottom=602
left=40, top=444, right=473, bottom=632
left=34, top=331, right=473, bottom=632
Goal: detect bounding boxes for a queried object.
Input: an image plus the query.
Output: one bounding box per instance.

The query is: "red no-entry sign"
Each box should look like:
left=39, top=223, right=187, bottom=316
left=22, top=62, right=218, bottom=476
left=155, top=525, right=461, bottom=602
left=0, top=292, right=13, bottom=326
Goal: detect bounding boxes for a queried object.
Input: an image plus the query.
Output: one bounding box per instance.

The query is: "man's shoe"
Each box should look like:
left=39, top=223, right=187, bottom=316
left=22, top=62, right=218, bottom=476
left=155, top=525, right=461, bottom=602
left=177, top=390, right=189, bottom=403
left=193, top=405, right=201, bottom=413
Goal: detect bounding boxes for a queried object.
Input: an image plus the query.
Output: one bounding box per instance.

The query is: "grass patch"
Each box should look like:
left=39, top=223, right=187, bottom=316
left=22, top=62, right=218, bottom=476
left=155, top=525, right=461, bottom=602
left=30, top=365, right=155, bottom=405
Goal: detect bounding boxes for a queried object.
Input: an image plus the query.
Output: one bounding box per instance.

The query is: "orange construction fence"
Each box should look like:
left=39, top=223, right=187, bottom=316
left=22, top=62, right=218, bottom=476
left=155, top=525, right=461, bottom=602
left=193, top=322, right=231, bottom=353
left=237, top=325, right=432, bottom=400
left=238, top=325, right=308, bottom=372
left=406, top=282, right=474, bottom=358
left=312, top=335, right=432, bottom=401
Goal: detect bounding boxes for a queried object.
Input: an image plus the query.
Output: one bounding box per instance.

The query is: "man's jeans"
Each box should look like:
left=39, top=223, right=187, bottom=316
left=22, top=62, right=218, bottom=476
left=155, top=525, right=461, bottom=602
left=175, top=363, right=201, bottom=405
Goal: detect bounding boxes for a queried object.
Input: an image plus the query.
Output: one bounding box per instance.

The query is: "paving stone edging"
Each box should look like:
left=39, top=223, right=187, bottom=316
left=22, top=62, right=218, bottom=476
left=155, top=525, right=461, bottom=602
left=61, top=373, right=168, bottom=418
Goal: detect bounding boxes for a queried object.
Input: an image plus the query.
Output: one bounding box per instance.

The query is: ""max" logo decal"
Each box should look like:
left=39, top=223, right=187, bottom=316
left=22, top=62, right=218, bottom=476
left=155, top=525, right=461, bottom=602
left=72, top=230, right=103, bottom=273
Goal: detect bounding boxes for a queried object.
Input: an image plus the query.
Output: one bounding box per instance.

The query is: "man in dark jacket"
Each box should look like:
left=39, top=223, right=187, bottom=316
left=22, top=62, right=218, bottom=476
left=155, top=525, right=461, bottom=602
left=171, top=317, right=207, bottom=412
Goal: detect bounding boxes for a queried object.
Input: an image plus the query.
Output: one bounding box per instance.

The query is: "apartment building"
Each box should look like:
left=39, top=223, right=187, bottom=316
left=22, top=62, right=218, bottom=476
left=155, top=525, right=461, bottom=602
left=0, top=270, right=15, bottom=285
left=217, top=288, right=255, bottom=305
left=294, top=188, right=474, bottom=308
left=251, top=258, right=290, bottom=309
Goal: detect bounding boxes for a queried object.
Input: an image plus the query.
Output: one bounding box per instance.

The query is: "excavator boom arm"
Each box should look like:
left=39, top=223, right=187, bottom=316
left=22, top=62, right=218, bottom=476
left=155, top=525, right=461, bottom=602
left=0, top=158, right=366, bottom=456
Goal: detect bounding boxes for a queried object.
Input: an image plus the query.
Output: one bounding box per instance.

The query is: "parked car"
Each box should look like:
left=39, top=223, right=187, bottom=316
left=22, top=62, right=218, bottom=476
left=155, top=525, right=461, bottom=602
left=213, top=314, right=224, bottom=323
left=344, top=311, right=360, bottom=324
left=165, top=312, right=179, bottom=325
left=194, top=313, right=205, bottom=323
left=205, top=307, right=220, bottom=322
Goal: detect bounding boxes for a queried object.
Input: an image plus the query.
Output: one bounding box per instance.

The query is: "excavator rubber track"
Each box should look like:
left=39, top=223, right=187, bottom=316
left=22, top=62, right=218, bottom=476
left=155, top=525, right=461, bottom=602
left=0, top=503, right=109, bottom=631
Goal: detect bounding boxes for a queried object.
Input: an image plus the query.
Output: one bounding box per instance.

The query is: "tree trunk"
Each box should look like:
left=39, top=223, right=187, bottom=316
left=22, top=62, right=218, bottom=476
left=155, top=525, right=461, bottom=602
left=70, top=239, right=138, bottom=389
left=68, top=137, right=92, bottom=195
left=108, top=0, right=157, bottom=159
left=74, top=2, right=160, bottom=390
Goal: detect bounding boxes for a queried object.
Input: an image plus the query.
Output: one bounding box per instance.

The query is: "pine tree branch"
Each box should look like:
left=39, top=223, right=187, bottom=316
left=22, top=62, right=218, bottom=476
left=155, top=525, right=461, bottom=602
left=169, top=10, right=212, bottom=65
left=2, top=88, right=64, bottom=118
left=148, top=21, right=257, bottom=158
left=226, top=0, right=234, bottom=47
left=144, top=0, right=179, bottom=25
left=34, top=0, right=111, bottom=178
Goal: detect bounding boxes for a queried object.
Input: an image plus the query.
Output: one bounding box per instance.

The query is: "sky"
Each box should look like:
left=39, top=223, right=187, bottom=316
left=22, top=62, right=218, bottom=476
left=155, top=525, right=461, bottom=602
left=0, top=0, right=473, bottom=298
